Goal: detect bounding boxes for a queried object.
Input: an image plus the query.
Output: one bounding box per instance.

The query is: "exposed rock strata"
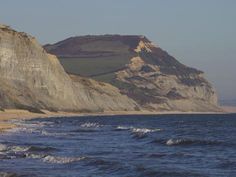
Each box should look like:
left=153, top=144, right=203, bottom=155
left=0, top=25, right=138, bottom=112
left=45, top=35, right=220, bottom=112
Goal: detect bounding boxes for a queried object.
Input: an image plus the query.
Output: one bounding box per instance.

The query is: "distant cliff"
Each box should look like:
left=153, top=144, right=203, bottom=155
left=0, top=25, right=138, bottom=112
left=45, top=35, right=220, bottom=112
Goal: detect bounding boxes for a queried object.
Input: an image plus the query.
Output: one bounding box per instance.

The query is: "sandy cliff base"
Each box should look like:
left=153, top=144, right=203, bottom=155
left=221, top=106, right=236, bottom=113
left=0, top=109, right=88, bottom=132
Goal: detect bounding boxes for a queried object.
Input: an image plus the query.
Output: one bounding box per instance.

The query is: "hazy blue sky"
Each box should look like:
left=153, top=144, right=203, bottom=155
left=1, top=0, right=235, bottom=100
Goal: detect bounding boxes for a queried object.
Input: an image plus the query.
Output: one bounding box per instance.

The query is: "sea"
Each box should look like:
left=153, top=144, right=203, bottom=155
left=0, top=114, right=235, bottom=177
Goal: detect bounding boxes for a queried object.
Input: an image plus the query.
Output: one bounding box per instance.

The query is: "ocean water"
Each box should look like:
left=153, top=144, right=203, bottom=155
left=0, top=114, right=235, bottom=177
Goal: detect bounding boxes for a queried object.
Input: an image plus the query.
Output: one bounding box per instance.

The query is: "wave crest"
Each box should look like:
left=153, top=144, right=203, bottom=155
left=166, top=138, right=222, bottom=146
left=131, top=128, right=161, bottom=134
left=10, top=146, right=29, bottom=152
left=115, top=126, right=161, bottom=138
left=131, top=128, right=161, bottom=139
left=0, top=144, right=8, bottom=151
left=42, top=155, right=86, bottom=164
left=115, top=126, right=132, bottom=131
left=80, top=122, right=101, bottom=128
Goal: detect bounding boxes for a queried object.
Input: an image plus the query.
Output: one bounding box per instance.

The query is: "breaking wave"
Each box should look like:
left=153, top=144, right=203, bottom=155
left=42, top=155, right=86, bottom=164
left=166, top=138, right=223, bottom=146
left=115, top=126, right=133, bottom=131
left=115, top=126, right=161, bottom=138
left=0, top=144, right=8, bottom=151
left=131, top=128, right=161, bottom=134
left=115, top=126, right=161, bottom=133
left=10, top=146, right=29, bottom=152
left=80, top=122, right=101, bottom=128
left=41, top=130, right=68, bottom=137
left=0, top=143, right=57, bottom=160
left=5, top=120, right=47, bottom=134
left=131, top=128, right=161, bottom=139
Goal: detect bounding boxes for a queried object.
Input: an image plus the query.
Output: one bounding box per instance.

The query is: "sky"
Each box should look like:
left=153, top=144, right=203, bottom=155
left=0, top=0, right=235, bottom=100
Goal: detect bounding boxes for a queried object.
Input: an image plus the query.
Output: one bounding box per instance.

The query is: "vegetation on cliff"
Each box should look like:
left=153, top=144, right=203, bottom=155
left=45, top=35, right=219, bottom=112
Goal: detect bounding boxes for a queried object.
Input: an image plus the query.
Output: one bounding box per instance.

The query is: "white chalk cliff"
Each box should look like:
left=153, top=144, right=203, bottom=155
left=0, top=25, right=138, bottom=112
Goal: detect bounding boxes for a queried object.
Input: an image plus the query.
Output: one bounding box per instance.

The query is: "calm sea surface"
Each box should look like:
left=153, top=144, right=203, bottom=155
left=0, top=114, right=235, bottom=177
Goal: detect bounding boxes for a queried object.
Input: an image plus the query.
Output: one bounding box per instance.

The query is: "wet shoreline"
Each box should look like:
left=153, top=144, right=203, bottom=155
left=0, top=108, right=233, bottom=133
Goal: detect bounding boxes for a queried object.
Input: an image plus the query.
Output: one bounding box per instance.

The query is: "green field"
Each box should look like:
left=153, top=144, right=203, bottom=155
left=58, top=54, right=133, bottom=82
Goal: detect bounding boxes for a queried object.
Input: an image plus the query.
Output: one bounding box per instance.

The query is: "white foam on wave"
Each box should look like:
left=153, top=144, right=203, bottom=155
left=6, top=120, right=44, bottom=134
left=165, top=138, right=221, bottom=146
left=10, top=146, right=29, bottom=152
left=41, top=130, right=50, bottom=136
left=166, top=138, right=193, bottom=146
left=166, top=139, right=179, bottom=146
left=116, top=126, right=161, bottom=132
left=6, top=126, right=39, bottom=134
left=116, top=126, right=133, bottom=130
left=0, top=143, right=29, bottom=153
left=0, top=144, right=7, bottom=151
left=80, top=122, right=101, bottom=128
left=0, top=144, right=32, bottom=159
left=42, top=155, right=86, bottom=164
left=115, top=126, right=162, bottom=137
left=41, top=130, right=68, bottom=137
left=26, top=153, right=46, bottom=159
left=6, top=119, right=55, bottom=135
left=131, top=128, right=161, bottom=134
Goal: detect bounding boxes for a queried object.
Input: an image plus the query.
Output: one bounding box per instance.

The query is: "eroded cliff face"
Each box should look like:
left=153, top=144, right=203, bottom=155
left=0, top=25, right=138, bottom=112
left=115, top=38, right=219, bottom=111
left=45, top=35, right=220, bottom=112
left=116, top=55, right=218, bottom=112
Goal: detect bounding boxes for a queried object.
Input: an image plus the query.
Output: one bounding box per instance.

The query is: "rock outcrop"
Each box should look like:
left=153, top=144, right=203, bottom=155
left=45, top=35, right=220, bottom=112
left=0, top=25, right=138, bottom=112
